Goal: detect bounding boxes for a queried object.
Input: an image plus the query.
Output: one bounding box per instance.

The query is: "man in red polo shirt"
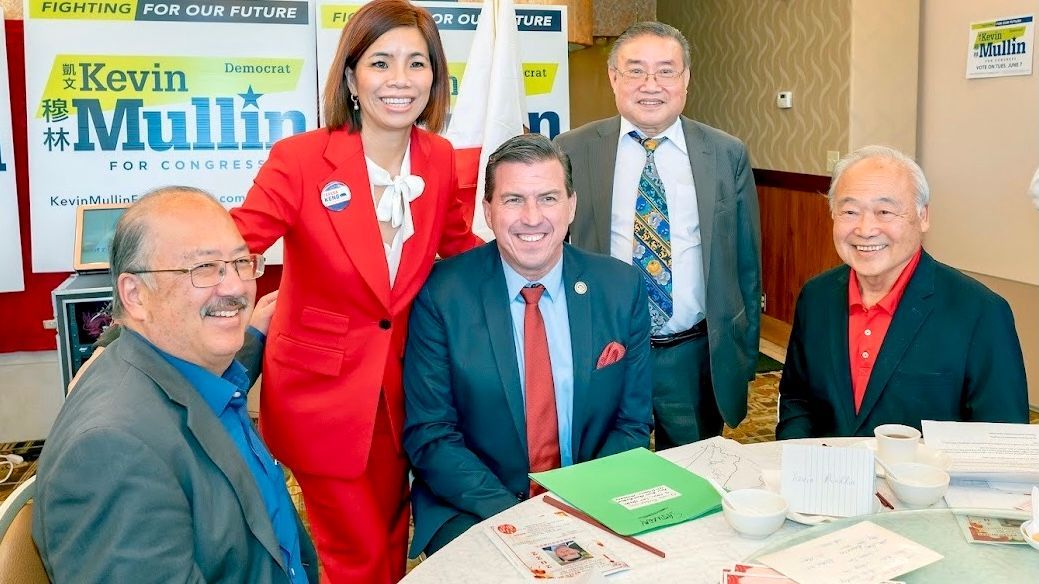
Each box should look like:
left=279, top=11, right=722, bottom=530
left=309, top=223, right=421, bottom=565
left=776, top=145, right=1028, bottom=439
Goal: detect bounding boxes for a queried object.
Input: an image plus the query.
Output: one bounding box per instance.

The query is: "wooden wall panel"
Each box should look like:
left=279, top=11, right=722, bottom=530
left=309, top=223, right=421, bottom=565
left=757, top=179, right=843, bottom=323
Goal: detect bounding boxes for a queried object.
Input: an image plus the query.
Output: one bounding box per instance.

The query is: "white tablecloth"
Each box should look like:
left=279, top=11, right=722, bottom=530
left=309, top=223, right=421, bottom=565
left=402, top=437, right=867, bottom=583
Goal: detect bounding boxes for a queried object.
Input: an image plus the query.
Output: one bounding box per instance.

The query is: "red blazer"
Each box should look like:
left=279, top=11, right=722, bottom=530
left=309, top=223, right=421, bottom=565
left=232, top=126, right=480, bottom=479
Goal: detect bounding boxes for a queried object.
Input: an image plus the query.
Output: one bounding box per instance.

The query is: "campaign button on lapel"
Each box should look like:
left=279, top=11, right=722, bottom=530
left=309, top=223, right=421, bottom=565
left=321, top=181, right=351, bottom=212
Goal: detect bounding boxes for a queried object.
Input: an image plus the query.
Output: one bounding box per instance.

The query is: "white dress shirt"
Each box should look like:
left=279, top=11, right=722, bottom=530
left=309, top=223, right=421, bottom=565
left=366, top=143, right=425, bottom=286
left=611, top=117, right=706, bottom=334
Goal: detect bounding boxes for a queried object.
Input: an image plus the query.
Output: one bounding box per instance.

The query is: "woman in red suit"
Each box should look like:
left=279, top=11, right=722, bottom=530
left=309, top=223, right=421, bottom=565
left=231, top=1, right=480, bottom=581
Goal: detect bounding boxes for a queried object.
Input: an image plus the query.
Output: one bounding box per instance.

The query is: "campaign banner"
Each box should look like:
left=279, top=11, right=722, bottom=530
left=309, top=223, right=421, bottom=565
left=966, top=15, right=1034, bottom=79
left=0, top=10, right=26, bottom=292
left=315, top=1, right=569, bottom=139
left=24, top=0, right=318, bottom=272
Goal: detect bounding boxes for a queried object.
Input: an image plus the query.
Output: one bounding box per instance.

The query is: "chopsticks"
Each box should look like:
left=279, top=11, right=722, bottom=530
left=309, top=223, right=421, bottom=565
left=542, top=495, right=666, bottom=558
left=875, top=491, right=895, bottom=510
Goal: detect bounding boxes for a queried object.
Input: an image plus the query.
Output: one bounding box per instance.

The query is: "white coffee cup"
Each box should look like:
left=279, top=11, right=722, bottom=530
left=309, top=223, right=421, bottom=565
left=874, top=423, right=921, bottom=465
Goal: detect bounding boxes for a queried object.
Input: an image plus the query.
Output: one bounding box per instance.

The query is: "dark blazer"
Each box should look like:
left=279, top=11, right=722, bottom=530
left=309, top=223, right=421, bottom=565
left=554, top=115, right=761, bottom=427
left=402, top=243, right=653, bottom=556
left=33, top=331, right=318, bottom=584
left=776, top=251, right=1029, bottom=439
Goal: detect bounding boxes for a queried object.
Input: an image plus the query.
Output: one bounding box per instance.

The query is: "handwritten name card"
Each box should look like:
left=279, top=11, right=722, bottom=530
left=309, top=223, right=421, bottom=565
left=758, top=520, right=942, bottom=584
left=781, top=444, right=875, bottom=517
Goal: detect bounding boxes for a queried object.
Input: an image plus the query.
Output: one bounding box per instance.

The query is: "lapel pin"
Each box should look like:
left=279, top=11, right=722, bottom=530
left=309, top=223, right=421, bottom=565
left=321, top=181, right=351, bottom=212
left=574, top=281, right=587, bottom=295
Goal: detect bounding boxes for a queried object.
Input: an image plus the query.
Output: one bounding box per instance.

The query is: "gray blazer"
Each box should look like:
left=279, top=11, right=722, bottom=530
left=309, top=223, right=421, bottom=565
left=33, top=331, right=317, bottom=584
left=555, top=115, right=762, bottom=427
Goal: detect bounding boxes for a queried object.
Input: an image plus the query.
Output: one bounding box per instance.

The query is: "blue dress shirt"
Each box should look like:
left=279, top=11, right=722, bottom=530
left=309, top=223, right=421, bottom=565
left=501, top=258, right=575, bottom=466
left=134, top=330, right=308, bottom=583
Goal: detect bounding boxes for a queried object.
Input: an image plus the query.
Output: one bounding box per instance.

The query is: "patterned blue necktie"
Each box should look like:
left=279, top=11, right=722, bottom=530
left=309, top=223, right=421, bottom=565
left=629, top=131, right=673, bottom=334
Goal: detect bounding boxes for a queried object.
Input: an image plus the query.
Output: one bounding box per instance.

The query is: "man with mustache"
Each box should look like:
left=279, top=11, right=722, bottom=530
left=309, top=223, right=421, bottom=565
left=33, top=187, right=317, bottom=583
left=776, top=146, right=1028, bottom=438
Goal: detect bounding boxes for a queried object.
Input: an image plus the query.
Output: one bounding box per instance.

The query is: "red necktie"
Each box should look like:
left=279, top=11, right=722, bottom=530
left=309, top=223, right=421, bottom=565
left=520, top=284, right=560, bottom=496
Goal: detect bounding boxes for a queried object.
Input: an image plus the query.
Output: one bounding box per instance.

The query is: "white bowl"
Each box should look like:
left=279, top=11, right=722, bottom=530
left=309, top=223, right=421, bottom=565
left=1022, top=520, right=1039, bottom=551
left=722, top=489, right=789, bottom=539
left=884, top=462, right=950, bottom=507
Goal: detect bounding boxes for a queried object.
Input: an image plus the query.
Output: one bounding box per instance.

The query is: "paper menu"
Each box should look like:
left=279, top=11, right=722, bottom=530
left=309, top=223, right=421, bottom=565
left=758, top=521, right=942, bottom=584
left=921, top=420, right=1039, bottom=482
left=781, top=444, right=875, bottom=517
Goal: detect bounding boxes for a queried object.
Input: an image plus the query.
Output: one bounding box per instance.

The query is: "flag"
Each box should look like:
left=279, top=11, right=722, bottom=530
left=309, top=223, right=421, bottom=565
left=445, top=0, right=527, bottom=241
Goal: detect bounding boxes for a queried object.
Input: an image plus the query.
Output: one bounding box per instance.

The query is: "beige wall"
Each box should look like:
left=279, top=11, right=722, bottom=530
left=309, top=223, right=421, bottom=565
left=918, top=0, right=1039, bottom=405
left=568, top=40, right=617, bottom=128
left=660, top=0, right=850, bottom=174
left=918, top=1, right=1039, bottom=285
left=849, top=0, right=919, bottom=156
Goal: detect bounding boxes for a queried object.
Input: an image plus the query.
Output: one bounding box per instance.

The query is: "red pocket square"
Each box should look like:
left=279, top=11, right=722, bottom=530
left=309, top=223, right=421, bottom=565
left=596, top=341, right=626, bottom=369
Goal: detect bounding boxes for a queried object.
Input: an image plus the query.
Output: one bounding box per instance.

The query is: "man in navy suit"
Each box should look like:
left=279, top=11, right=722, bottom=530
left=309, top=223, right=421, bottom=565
left=403, top=134, right=653, bottom=556
left=777, top=146, right=1028, bottom=439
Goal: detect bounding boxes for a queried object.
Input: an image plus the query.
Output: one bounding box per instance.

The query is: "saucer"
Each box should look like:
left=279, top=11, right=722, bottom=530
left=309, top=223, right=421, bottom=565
left=1022, top=520, right=1039, bottom=551
left=786, top=510, right=839, bottom=526
left=853, top=439, right=951, bottom=477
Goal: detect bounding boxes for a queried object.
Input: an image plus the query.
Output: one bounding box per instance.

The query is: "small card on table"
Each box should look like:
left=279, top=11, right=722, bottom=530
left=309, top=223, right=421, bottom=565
left=781, top=444, right=875, bottom=517
left=758, top=521, right=942, bottom=584
left=485, top=510, right=630, bottom=579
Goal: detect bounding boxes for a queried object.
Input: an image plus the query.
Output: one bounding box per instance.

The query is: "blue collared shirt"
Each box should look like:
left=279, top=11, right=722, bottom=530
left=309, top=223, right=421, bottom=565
left=501, top=258, right=575, bottom=466
left=138, top=330, right=308, bottom=583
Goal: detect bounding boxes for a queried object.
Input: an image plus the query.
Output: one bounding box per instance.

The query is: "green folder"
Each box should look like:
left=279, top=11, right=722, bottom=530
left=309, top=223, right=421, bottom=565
left=530, top=447, right=722, bottom=536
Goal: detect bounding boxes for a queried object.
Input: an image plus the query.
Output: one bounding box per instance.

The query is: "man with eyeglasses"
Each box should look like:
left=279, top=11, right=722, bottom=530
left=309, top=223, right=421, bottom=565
left=776, top=146, right=1028, bottom=439
left=555, top=21, right=761, bottom=449
left=33, top=187, right=317, bottom=584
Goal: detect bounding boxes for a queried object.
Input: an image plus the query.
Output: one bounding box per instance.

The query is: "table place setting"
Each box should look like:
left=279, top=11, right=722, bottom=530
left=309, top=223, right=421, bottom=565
left=713, top=482, right=789, bottom=540
left=729, top=423, right=1039, bottom=583
left=401, top=433, right=1039, bottom=584
left=853, top=424, right=951, bottom=478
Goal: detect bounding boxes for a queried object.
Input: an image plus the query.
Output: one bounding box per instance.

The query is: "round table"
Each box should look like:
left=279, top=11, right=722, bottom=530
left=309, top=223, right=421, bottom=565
left=401, top=438, right=1036, bottom=583
left=749, top=508, right=1038, bottom=583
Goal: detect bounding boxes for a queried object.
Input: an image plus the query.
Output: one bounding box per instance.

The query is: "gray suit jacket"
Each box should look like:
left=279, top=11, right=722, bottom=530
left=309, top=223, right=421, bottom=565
left=33, top=331, right=317, bottom=584
left=555, top=115, right=762, bottom=427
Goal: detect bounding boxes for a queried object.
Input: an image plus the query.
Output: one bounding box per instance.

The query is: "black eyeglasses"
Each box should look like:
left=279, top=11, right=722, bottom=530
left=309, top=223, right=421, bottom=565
left=126, top=254, right=265, bottom=288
